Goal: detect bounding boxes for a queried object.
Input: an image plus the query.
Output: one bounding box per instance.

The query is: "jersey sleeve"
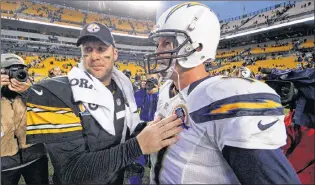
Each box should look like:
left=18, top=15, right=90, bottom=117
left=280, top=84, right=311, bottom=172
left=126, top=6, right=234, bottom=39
left=45, top=137, right=142, bottom=184
left=222, top=146, right=301, bottom=184
left=190, top=77, right=287, bottom=151
left=21, top=83, right=83, bottom=144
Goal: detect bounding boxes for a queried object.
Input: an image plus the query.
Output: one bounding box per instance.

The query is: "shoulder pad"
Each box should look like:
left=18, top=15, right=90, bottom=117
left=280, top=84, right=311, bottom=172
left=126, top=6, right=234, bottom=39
left=32, top=76, right=74, bottom=109
left=160, top=80, right=173, bottom=92
left=37, top=76, right=69, bottom=87
left=187, top=75, right=280, bottom=112
left=205, top=76, right=277, bottom=100
left=189, top=76, right=284, bottom=125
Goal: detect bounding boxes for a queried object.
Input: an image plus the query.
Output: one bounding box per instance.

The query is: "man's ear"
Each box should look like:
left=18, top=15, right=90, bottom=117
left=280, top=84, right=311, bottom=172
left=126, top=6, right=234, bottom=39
left=113, top=47, right=118, bottom=61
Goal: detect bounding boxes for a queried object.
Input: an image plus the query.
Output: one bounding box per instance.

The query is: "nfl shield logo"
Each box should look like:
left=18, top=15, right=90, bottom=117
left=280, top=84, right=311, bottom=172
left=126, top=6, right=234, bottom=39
left=116, top=98, right=121, bottom=106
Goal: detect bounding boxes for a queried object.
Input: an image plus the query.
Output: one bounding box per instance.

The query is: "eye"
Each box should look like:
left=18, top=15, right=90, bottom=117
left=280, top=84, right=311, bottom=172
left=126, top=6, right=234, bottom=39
left=84, top=47, right=93, bottom=53
left=98, top=47, right=107, bottom=52
left=164, top=40, right=174, bottom=48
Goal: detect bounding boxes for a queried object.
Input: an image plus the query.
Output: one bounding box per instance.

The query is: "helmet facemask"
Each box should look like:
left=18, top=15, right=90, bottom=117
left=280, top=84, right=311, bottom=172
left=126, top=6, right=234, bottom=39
left=143, top=29, right=196, bottom=77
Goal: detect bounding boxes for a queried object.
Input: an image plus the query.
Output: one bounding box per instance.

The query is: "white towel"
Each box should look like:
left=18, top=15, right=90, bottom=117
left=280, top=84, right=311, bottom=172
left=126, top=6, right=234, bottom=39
left=68, top=62, right=140, bottom=138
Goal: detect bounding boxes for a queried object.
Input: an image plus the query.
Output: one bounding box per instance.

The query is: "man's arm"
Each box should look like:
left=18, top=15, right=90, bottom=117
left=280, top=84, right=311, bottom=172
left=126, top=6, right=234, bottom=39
left=19, top=87, right=31, bottom=104
left=46, top=137, right=142, bottom=184
left=222, top=146, right=301, bottom=184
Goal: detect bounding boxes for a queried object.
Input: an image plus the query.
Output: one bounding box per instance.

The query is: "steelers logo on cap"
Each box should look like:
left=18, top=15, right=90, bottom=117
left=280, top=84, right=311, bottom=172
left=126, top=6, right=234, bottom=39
left=173, top=104, right=190, bottom=130
left=87, top=23, right=100, bottom=33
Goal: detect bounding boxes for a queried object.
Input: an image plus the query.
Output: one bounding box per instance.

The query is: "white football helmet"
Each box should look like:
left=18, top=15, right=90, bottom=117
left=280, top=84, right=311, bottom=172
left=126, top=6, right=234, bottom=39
left=143, top=2, right=221, bottom=76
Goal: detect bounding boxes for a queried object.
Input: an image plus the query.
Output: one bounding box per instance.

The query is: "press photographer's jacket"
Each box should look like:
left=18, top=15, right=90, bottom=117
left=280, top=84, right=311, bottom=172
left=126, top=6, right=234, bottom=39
left=135, top=88, right=159, bottom=122
left=1, top=96, right=46, bottom=171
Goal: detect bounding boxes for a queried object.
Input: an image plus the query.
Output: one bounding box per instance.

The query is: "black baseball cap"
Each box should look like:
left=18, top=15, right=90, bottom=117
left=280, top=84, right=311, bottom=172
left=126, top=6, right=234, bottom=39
left=76, top=22, right=116, bottom=47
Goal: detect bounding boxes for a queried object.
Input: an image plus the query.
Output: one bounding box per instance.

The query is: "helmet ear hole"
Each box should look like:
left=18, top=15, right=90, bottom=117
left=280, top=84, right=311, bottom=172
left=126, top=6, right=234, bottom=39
left=196, top=43, right=203, bottom=52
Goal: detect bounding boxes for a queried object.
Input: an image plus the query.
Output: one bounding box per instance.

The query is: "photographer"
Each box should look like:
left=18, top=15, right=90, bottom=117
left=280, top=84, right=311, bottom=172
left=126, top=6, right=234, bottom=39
left=1, top=53, right=49, bottom=185
left=132, top=74, right=160, bottom=184
left=123, top=69, right=138, bottom=92
left=262, top=67, right=315, bottom=184
left=48, top=66, right=62, bottom=78
left=135, top=74, right=160, bottom=122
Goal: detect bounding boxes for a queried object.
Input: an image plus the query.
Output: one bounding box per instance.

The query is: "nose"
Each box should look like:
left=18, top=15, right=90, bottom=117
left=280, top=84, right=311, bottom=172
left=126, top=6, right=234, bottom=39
left=156, top=42, right=166, bottom=53
left=90, top=49, right=100, bottom=61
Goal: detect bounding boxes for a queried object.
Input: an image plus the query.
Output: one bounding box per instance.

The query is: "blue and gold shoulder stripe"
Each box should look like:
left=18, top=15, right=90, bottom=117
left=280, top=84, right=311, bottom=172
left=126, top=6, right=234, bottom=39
left=190, top=93, right=284, bottom=123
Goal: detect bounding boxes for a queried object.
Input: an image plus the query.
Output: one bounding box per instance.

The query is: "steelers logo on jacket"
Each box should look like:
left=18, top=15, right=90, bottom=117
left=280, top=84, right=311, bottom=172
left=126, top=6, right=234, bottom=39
left=79, top=103, right=91, bottom=116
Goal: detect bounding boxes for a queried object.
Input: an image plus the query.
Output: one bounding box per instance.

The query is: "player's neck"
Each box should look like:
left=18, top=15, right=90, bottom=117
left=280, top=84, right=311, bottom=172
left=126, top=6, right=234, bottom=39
left=173, top=66, right=209, bottom=90
left=100, top=74, right=112, bottom=86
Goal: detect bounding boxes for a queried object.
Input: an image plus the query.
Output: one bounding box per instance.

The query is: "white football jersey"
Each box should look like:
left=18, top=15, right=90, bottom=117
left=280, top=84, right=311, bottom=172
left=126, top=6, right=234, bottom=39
left=150, top=75, right=287, bottom=184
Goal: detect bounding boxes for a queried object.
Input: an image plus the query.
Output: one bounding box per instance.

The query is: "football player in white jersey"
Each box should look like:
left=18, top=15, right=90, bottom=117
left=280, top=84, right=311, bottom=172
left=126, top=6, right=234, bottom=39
left=143, top=2, right=301, bottom=184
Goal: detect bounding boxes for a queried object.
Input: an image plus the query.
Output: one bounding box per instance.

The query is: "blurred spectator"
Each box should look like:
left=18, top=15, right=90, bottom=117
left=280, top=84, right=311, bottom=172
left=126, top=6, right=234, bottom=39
left=48, top=66, right=62, bottom=78
left=135, top=74, right=160, bottom=122
left=131, top=73, right=160, bottom=184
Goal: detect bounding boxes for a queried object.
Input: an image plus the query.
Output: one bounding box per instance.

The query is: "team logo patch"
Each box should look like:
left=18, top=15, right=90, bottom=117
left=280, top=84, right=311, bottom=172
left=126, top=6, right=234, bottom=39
left=116, top=98, right=121, bottom=106
left=163, top=102, right=169, bottom=110
left=79, top=103, right=91, bottom=116
left=173, top=104, right=190, bottom=130
left=87, top=23, right=100, bottom=33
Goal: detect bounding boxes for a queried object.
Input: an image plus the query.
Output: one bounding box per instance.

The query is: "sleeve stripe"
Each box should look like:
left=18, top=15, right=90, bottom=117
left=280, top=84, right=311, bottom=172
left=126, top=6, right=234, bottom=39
left=190, top=93, right=284, bottom=123
left=27, top=112, right=80, bottom=125
left=210, top=100, right=282, bottom=114
left=27, top=103, right=72, bottom=112
left=27, top=123, right=82, bottom=130
left=26, top=126, right=83, bottom=135
left=27, top=107, right=71, bottom=114
left=26, top=102, right=82, bottom=136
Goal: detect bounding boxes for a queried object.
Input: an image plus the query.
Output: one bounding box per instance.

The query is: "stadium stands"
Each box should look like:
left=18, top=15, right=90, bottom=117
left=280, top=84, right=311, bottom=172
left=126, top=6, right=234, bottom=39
left=1, top=1, right=21, bottom=12
left=1, top=0, right=153, bottom=35
left=216, top=36, right=314, bottom=58
left=61, top=8, right=85, bottom=24
left=1, top=0, right=314, bottom=82
left=221, top=1, right=313, bottom=34
left=210, top=55, right=310, bottom=76
left=1, top=0, right=313, bottom=37
left=86, top=13, right=111, bottom=27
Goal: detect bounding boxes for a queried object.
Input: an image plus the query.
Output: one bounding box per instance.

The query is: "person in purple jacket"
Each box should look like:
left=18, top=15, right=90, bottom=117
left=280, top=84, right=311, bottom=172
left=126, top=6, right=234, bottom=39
left=130, top=74, right=160, bottom=184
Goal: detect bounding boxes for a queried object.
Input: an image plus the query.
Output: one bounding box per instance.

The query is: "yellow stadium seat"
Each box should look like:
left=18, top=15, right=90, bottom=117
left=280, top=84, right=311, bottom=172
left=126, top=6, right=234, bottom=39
left=111, top=17, right=133, bottom=31
left=61, top=8, right=84, bottom=23
left=1, top=1, right=21, bottom=12
left=210, top=55, right=305, bottom=75
left=299, top=39, right=315, bottom=49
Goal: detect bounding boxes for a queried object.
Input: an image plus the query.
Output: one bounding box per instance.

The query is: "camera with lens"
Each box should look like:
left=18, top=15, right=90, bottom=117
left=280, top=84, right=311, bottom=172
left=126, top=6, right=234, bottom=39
left=145, top=77, right=158, bottom=91
left=122, top=69, right=131, bottom=79
left=260, top=68, right=299, bottom=106
left=261, top=67, right=315, bottom=128
left=2, top=65, right=29, bottom=82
